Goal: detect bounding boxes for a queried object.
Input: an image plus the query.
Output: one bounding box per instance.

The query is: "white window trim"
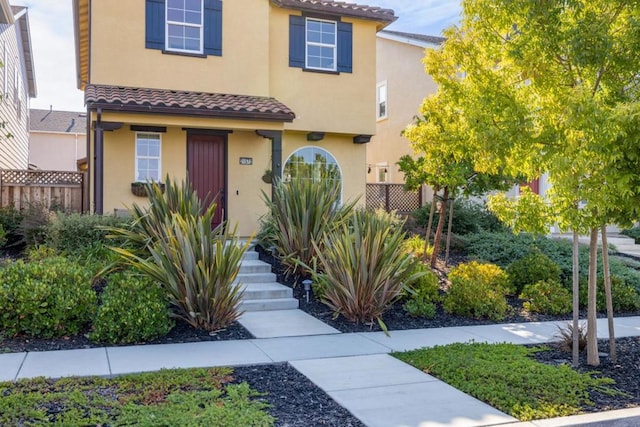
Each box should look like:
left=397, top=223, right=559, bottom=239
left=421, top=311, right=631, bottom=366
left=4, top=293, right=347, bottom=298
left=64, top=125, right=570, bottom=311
left=376, top=163, right=389, bottom=183
left=3, top=42, right=7, bottom=95
left=165, top=0, right=204, bottom=54
left=135, top=132, right=162, bottom=182
left=13, top=61, right=18, bottom=109
left=283, top=145, right=343, bottom=202
left=376, top=81, right=388, bottom=121
left=305, top=18, right=337, bottom=72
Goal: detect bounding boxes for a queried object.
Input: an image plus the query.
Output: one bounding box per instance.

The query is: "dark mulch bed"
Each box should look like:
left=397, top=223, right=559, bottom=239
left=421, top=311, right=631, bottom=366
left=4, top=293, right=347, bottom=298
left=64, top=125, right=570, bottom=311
left=532, top=337, right=640, bottom=412
left=235, top=363, right=365, bottom=427
left=0, top=321, right=252, bottom=354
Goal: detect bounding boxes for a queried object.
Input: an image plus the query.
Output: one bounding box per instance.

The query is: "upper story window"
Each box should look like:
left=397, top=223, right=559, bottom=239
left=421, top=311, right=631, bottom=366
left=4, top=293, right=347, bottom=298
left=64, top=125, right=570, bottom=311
left=146, top=0, right=222, bottom=57
left=13, top=62, right=18, bottom=109
left=166, top=0, right=203, bottom=53
left=135, top=133, right=162, bottom=182
left=377, top=81, right=387, bottom=120
left=306, top=19, right=336, bottom=71
left=289, top=15, right=352, bottom=74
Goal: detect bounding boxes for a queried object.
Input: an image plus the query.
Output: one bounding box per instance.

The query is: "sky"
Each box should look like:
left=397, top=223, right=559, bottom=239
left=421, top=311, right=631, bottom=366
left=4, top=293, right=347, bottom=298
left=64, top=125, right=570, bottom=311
left=22, top=0, right=462, bottom=113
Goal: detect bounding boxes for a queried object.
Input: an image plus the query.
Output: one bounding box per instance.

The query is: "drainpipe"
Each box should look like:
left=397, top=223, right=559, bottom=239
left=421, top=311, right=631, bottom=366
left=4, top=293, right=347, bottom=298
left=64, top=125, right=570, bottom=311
left=94, top=107, right=104, bottom=214
left=255, top=130, right=283, bottom=200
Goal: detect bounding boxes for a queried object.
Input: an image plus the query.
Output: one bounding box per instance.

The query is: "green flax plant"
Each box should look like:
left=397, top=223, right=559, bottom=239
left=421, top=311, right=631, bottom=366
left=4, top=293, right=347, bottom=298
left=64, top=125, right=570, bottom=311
left=260, top=177, right=358, bottom=277
left=108, top=176, right=249, bottom=331
left=308, top=209, right=424, bottom=331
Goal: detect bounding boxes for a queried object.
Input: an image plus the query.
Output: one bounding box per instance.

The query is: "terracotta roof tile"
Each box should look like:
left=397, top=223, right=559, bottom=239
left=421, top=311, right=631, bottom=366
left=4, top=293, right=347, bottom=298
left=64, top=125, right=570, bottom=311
left=85, top=85, right=296, bottom=122
left=30, top=109, right=87, bottom=134
left=271, top=0, right=396, bottom=24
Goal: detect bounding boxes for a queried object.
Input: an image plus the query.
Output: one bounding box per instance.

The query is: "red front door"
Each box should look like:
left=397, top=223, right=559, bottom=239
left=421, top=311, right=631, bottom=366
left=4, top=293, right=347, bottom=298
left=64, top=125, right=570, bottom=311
left=187, top=134, right=226, bottom=228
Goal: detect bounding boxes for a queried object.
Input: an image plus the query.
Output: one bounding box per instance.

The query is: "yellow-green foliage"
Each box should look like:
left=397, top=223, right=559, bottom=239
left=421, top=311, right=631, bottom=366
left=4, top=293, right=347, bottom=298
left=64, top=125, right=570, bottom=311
left=507, top=250, right=562, bottom=295
left=403, top=262, right=439, bottom=318
left=89, top=271, right=174, bottom=344
left=393, top=342, right=617, bottom=421
left=444, top=261, right=509, bottom=320
left=401, top=235, right=432, bottom=258
left=578, top=276, right=640, bottom=312
left=0, top=257, right=96, bottom=338
left=520, top=280, right=572, bottom=315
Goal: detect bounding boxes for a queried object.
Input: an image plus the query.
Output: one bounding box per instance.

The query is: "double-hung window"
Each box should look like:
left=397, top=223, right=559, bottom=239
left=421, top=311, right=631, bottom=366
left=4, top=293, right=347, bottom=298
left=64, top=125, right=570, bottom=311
left=166, top=0, right=203, bottom=53
left=135, top=133, right=162, bottom=182
left=377, top=81, right=387, bottom=120
left=305, top=19, right=336, bottom=71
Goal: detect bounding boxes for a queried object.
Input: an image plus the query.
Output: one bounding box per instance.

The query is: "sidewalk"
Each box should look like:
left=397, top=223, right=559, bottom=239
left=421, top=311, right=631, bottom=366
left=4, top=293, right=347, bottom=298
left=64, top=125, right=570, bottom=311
left=1, top=316, right=639, bottom=427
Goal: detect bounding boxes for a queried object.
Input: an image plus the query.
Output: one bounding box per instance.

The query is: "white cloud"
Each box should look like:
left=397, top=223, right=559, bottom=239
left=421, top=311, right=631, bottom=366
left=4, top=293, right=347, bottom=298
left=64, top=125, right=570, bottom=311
left=18, top=0, right=461, bottom=114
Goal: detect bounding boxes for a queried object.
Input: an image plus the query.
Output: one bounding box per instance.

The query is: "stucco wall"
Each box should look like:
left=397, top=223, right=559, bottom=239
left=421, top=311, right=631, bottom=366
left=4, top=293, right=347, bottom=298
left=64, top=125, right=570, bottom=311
left=367, top=37, right=438, bottom=184
left=0, top=19, right=29, bottom=169
left=89, top=0, right=271, bottom=96
left=29, top=132, right=86, bottom=171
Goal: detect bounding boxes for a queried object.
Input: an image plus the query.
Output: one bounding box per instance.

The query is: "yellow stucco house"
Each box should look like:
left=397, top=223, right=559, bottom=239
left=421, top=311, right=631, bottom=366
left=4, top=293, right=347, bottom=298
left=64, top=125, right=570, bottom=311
left=0, top=0, right=36, bottom=170
left=73, top=0, right=395, bottom=236
left=367, top=30, right=444, bottom=185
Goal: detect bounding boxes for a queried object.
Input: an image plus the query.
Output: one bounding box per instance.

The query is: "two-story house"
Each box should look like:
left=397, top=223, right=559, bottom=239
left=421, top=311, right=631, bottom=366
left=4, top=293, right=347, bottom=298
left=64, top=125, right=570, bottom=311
left=0, top=1, right=36, bottom=170
left=73, top=0, right=395, bottom=236
left=367, top=30, right=443, bottom=185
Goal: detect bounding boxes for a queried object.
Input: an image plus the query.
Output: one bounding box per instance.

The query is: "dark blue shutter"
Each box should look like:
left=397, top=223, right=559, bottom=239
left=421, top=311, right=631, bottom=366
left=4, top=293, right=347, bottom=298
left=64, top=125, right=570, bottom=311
left=204, top=0, right=222, bottom=56
left=289, top=15, right=305, bottom=68
left=337, top=21, right=352, bottom=73
left=145, top=0, right=165, bottom=50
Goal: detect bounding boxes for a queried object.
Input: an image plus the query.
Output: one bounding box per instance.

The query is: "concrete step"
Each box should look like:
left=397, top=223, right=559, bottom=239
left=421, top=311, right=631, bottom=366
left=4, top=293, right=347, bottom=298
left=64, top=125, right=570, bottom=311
left=239, top=282, right=293, bottom=300
left=612, top=244, right=640, bottom=251
left=234, top=272, right=277, bottom=284
left=239, top=297, right=299, bottom=312
left=238, top=259, right=272, bottom=274
left=242, top=251, right=259, bottom=261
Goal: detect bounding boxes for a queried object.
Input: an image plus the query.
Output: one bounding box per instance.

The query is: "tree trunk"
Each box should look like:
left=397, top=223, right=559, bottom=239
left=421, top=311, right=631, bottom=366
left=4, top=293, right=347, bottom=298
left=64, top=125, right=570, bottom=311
left=586, top=227, right=600, bottom=366
left=572, top=230, right=580, bottom=367
left=444, top=197, right=455, bottom=266
left=601, top=224, right=616, bottom=363
left=423, top=188, right=438, bottom=261
left=430, top=186, right=449, bottom=269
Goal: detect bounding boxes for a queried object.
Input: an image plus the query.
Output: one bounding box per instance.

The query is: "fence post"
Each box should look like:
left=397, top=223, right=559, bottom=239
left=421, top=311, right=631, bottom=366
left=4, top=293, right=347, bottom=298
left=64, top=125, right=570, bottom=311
left=385, top=184, right=390, bottom=212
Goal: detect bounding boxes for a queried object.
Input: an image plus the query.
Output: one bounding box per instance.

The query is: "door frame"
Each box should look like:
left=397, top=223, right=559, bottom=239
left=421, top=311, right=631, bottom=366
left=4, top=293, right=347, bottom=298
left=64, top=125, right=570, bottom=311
left=185, top=128, right=232, bottom=225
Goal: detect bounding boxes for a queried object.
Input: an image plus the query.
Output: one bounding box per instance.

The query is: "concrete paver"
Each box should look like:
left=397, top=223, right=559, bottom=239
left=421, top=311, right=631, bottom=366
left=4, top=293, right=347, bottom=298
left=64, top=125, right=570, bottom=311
left=238, top=309, right=340, bottom=338
left=360, top=327, right=485, bottom=352
left=329, top=381, right=517, bottom=427
left=0, top=352, right=26, bottom=382
left=290, top=354, right=437, bottom=391
left=456, top=322, right=561, bottom=345
left=107, top=341, right=272, bottom=375
left=250, top=333, right=389, bottom=362
left=18, top=348, right=110, bottom=379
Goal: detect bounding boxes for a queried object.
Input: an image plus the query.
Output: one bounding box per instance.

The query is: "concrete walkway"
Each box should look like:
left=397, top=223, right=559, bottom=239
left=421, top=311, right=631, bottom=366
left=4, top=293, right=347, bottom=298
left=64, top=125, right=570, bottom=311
left=1, top=316, right=639, bottom=427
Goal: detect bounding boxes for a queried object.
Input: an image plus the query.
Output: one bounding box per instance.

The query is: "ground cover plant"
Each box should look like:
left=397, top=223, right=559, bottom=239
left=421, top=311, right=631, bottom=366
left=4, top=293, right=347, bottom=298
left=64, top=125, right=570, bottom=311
left=0, top=367, right=273, bottom=426
left=393, top=342, right=620, bottom=421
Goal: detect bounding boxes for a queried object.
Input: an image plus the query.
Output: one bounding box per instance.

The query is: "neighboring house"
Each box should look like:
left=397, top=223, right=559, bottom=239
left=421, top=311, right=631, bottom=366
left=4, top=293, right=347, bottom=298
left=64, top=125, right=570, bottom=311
left=0, top=1, right=36, bottom=170
left=73, top=0, right=395, bottom=236
left=367, top=30, right=444, bottom=185
left=29, top=108, right=87, bottom=171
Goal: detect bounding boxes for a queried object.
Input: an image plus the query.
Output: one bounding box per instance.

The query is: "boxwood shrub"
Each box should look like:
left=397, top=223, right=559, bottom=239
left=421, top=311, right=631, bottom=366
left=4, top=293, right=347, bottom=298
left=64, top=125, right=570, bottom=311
left=89, top=271, right=174, bottom=344
left=507, top=250, right=562, bottom=295
left=0, top=257, right=96, bottom=338
left=520, top=280, right=572, bottom=315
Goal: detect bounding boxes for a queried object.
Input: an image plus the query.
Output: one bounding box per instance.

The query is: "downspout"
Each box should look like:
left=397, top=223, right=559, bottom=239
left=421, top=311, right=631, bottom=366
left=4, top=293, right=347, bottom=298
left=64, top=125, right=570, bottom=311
left=84, top=109, right=91, bottom=213
left=255, top=130, right=283, bottom=200
left=94, top=107, right=104, bottom=214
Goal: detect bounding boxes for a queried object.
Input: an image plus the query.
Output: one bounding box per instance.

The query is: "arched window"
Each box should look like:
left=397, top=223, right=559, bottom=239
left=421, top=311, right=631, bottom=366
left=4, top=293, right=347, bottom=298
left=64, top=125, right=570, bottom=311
left=283, top=146, right=342, bottom=190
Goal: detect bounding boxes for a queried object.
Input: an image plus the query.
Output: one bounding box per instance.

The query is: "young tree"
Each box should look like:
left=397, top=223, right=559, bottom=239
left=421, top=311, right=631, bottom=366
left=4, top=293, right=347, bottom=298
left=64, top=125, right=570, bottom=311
left=423, top=0, right=640, bottom=365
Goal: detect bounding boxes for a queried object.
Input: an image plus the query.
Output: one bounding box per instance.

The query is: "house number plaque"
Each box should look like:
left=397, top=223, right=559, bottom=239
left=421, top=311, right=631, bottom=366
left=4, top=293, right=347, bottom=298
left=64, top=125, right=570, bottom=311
left=239, top=157, right=253, bottom=165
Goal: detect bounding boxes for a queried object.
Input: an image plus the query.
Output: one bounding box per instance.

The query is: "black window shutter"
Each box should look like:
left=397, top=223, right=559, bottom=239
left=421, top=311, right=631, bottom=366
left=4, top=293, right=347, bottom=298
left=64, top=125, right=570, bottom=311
left=145, top=0, right=165, bottom=50
left=204, top=0, right=223, bottom=56
left=289, top=15, right=305, bottom=68
left=337, top=22, right=353, bottom=73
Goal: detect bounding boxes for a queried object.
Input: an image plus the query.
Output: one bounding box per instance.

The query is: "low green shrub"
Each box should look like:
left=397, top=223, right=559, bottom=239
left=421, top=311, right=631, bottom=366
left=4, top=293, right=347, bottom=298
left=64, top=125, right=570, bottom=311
left=19, top=202, right=54, bottom=248
left=46, top=213, right=130, bottom=256
left=0, top=225, right=6, bottom=248
left=578, top=276, right=640, bottom=312
left=393, top=342, right=617, bottom=421
left=621, top=226, right=640, bottom=244
left=403, top=297, right=437, bottom=318
left=89, top=271, right=174, bottom=344
left=507, top=250, right=562, bottom=295
left=0, top=257, right=96, bottom=338
left=413, top=199, right=508, bottom=235
left=406, top=262, right=440, bottom=301
left=0, top=205, right=24, bottom=247
left=401, top=234, right=433, bottom=259
left=520, top=280, right=572, bottom=315
left=443, top=261, right=509, bottom=320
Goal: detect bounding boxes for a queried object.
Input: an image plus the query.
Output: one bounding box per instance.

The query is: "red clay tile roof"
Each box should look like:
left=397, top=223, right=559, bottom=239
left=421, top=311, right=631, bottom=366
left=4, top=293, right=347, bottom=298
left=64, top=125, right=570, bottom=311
left=84, top=85, right=296, bottom=122
left=271, top=0, right=396, bottom=24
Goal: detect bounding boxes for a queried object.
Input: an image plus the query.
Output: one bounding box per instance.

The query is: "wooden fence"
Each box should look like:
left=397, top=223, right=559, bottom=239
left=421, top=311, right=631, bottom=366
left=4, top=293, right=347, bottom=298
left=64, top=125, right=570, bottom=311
left=366, top=183, right=423, bottom=214
left=0, top=170, right=87, bottom=213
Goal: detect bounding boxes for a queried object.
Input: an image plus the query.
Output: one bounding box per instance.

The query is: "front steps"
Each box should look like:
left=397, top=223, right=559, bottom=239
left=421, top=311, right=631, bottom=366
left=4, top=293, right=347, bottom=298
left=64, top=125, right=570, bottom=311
left=551, top=232, right=640, bottom=258
left=235, top=249, right=299, bottom=312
